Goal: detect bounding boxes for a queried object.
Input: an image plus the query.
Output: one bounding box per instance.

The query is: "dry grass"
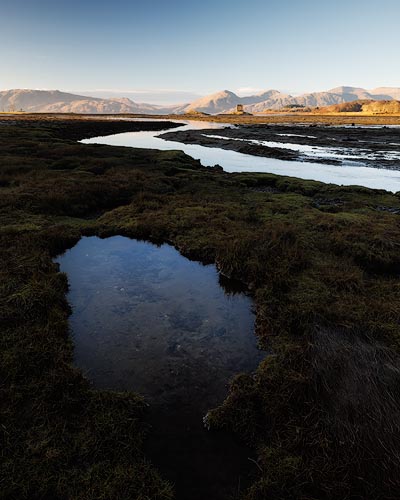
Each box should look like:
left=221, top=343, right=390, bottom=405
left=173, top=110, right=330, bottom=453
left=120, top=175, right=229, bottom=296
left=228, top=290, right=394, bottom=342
left=1, top=116, right=400, bottom=499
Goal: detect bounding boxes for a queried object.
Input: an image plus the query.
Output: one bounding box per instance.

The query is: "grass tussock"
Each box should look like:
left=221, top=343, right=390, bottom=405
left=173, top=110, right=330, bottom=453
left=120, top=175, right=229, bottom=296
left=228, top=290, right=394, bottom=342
left=1, top=116, right=400, bottom=499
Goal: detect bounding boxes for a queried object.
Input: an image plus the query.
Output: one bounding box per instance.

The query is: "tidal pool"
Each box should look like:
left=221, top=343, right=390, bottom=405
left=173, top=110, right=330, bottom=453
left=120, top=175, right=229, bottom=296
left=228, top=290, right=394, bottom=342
left=55, top=235, right=265, bottom=500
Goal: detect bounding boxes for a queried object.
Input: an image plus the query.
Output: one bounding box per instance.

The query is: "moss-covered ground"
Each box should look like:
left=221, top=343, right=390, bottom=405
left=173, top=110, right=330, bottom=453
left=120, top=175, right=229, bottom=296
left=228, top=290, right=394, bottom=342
left=1, top=117, right=400, bottom=499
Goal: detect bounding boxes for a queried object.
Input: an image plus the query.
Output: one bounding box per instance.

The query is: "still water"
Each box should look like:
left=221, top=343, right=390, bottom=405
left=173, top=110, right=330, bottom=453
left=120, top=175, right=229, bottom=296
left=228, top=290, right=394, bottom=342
left=55, top=235, right=265, bottom=500
left=82, top=120, right=400, bottom=192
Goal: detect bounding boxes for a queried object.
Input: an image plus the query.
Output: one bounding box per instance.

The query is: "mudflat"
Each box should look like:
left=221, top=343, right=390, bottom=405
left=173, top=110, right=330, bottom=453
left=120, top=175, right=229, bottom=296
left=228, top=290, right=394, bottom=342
left=160, top=123, right=400, bottom=170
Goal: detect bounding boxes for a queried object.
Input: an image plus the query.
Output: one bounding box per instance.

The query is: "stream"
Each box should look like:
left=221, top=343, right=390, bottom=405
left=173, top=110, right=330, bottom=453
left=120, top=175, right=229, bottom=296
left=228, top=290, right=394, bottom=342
left=81, top=119, right=400, bottom=192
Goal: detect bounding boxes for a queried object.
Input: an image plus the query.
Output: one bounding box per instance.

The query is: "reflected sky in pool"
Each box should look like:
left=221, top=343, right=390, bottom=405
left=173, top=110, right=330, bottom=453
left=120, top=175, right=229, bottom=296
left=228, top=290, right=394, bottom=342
left=55, top=235, right=265, bottom=500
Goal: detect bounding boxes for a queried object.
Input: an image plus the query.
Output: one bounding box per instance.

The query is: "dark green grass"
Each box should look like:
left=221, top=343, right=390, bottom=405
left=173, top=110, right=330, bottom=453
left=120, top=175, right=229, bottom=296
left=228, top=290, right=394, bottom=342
left=1, top=117, right=400, bottom=499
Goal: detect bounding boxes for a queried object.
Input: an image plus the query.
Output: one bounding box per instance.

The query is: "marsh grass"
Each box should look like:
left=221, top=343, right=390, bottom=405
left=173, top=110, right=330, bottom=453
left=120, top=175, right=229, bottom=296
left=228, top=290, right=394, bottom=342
left=1, top=116, right=400, bottom=499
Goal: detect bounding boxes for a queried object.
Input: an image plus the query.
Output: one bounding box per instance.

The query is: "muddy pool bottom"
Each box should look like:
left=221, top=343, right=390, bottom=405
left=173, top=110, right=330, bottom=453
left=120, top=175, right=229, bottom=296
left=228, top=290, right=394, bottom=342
left=55, top=236, right=266, bottom=499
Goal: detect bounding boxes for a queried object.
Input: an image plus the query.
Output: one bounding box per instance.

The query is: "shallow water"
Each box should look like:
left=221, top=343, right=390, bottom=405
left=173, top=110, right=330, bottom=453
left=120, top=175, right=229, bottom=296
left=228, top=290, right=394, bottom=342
left=82, top=120, right=400, bottom=191
left=55, top=236, right=265, bottom=500
left=204, top=133, right=386, bottom=165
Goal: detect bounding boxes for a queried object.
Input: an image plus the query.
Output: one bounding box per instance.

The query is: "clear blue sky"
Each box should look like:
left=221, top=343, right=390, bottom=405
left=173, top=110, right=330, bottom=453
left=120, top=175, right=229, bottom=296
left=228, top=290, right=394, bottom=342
left=1, top=0, right=399, bottom=102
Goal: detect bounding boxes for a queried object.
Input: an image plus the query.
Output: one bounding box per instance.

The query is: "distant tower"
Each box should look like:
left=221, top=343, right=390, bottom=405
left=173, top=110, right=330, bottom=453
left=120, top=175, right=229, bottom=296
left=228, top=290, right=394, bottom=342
left=236, top=104, right=244, bottom=113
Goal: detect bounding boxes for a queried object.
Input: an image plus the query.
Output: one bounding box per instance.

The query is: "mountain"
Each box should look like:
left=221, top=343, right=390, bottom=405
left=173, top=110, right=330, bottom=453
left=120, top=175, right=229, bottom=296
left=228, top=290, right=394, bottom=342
left=243, top=86, right=396, bottom=113
left=0, top=89, right=186, bottom=114
left=184, top=89, right=295, bottom=114
left=327, top=86, right=375, bottom=101
left=370, top=87, right=400, bottom=100
left=187, top=86, right=400, bottom=114
left=2, top=86, right=400, bottom=115
left=184, top=90, right=242, bottom=114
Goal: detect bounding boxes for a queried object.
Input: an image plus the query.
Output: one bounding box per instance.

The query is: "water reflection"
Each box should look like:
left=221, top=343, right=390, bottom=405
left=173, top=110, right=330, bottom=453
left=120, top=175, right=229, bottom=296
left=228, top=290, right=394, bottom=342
left=55, top=235, right=264, bottom=500
left=81, top=120, right=400, bottom=191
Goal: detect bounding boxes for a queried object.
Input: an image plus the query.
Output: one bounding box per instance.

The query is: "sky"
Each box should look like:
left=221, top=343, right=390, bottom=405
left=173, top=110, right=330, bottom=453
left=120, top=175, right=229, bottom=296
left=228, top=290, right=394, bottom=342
left=1, top=0, right=399, bottom=103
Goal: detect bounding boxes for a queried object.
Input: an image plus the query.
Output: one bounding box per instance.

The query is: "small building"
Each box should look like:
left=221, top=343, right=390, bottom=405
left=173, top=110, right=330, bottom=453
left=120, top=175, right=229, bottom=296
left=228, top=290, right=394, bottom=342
left=236, top=104, right=244, bottom=113
left=220, top=103, right=252, bottom=116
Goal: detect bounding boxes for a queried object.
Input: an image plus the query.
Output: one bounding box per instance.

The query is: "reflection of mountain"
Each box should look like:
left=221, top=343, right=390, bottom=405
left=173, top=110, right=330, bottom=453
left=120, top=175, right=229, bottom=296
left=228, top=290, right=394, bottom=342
left=2, top=86, right=400, bottom=115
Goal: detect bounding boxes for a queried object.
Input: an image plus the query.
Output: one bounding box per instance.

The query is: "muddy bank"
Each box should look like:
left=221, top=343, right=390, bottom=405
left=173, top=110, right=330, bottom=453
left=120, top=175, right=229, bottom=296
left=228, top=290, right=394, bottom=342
left=160, top=123, right=400, bottom=170
left=0, top=116, right=182, bottom=141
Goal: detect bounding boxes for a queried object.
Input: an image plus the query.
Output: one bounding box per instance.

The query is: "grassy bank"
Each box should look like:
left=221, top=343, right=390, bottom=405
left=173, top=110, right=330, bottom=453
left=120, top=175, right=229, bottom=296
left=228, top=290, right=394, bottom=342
left=1, top=116, right=400, bottom=499
left=3, top=111, right=400, bottom=125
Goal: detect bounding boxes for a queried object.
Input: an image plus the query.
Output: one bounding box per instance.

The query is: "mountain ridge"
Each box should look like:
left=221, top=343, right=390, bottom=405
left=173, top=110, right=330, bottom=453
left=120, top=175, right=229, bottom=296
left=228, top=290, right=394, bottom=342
left=186, top=86, right=400, bottom=114
left=0, top=89, right=186, bottom=114
left=1, top=86, right=400, bottom=115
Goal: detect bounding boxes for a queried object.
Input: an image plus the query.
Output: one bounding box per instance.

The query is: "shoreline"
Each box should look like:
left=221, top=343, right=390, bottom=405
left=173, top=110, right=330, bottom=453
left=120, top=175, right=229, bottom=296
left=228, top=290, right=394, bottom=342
left=159, top=123, right=400, bottom=172
left=2, top=111, right=400, bottom=126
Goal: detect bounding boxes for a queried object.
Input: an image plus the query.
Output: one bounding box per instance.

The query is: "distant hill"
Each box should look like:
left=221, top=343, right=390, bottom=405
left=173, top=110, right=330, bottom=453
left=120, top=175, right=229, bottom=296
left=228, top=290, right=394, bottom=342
left=2, top=86, right=400, bottom=115
left=316, top=99, right=400, bottom=114
left=185, top=86, right=400, bottom=114
left=0, top=89, right=186, bottom=114
left=370, top=87, right=400, bottom=100
left=184, top=90, right=242, bottom=114
left=184, top=89, right=292, bottom=114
